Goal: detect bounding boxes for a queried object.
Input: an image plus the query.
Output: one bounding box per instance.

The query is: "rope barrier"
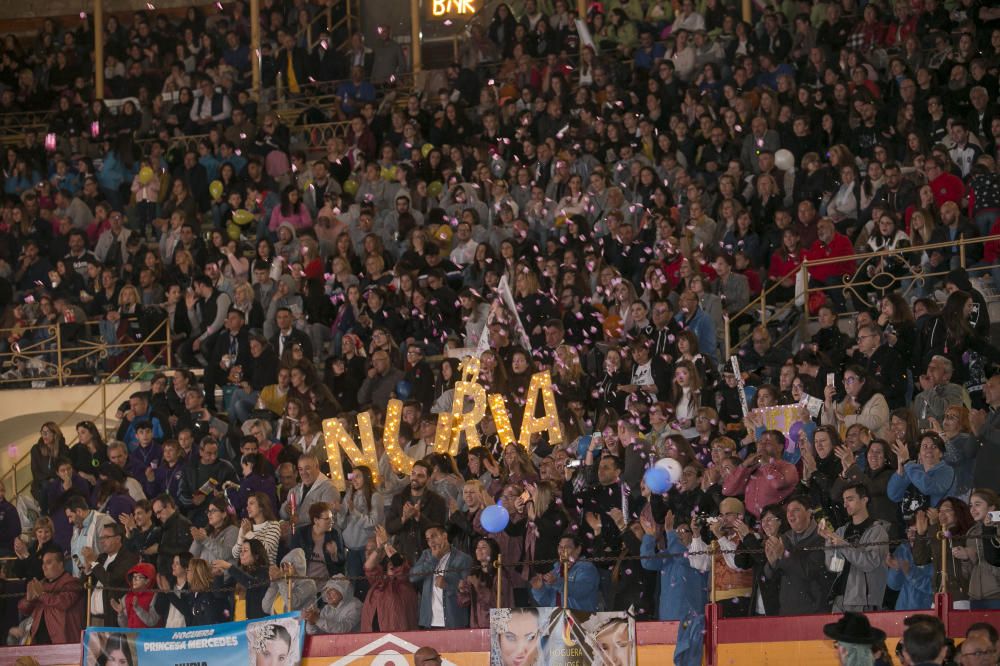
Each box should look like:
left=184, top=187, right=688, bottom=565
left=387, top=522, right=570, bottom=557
left=4, top=530, right=992, bottom=599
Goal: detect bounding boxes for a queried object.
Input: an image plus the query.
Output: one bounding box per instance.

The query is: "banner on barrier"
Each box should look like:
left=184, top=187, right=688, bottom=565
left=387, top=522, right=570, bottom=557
left=489, top=608, right=635, bottom=666
left=81, top=612, right=304, bottom=666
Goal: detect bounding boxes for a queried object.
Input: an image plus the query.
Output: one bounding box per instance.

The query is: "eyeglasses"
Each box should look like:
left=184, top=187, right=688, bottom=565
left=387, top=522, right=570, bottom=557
left=845, top=376, right=859, bottom=384
left=962, top=650, right=996, bottom=658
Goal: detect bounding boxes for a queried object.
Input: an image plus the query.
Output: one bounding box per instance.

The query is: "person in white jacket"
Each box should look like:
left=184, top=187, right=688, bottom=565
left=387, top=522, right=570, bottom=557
left=304, top=575, right=362, bottom=634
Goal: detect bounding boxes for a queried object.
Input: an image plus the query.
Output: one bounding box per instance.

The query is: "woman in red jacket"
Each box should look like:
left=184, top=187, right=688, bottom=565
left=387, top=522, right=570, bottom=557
left=767, top=227, right=804, bottom=304
left=362, top=529, right=419, bottom=632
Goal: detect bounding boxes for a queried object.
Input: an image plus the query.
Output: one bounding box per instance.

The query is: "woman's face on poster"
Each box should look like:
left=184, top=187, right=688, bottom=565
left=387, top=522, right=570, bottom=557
left=255, top=638, right=291, bottom=666
left=499, top=612, right=540, bottom=666
left=595, top=622, right=631, bottom=666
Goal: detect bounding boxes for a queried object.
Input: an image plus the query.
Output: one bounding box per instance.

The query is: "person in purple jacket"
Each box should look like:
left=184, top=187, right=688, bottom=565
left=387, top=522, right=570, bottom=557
left=143, top=439, right=186, bottom=499
left=93, top=464, right=138, bottom=521
left=127, top=421, right=163, bottom=481
left=45, top=458, right=92, bottom=550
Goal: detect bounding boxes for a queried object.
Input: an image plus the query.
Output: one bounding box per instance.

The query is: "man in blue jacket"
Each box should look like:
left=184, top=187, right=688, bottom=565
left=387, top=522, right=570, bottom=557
left=531, top=534, right=601, bottom=612
left=410, top=524, right=472, bottom=629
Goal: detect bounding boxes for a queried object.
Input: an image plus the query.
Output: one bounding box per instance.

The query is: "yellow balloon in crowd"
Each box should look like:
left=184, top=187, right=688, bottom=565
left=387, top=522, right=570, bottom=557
left=343, top=179, right=359, bottom=195
left=138, top=166, right=154, bottom=184
left=435, top=224, right=453, bottom=247
left=421, top=143, right=434, bottom=158
left=232, top=209, right=255, bottom=226
left=381, top=166, right=397, bottom=181
left=427, top=180, right=443, bottom=198
left=209, top=180, right=224, bottom=200
left=226, top=222, right=242, bottom=241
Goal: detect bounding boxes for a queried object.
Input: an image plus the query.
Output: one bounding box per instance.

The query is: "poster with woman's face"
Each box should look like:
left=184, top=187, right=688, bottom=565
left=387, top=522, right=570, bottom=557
left=86, top=632, right=139, bottom=666
left=490, top=608, right=635, bottom=666
left=247, top=617, right=302, bottom=666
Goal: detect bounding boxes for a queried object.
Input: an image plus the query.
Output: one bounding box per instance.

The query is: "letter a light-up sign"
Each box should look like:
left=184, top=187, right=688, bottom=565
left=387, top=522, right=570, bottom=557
left=323, top=357, right=562, bottom=490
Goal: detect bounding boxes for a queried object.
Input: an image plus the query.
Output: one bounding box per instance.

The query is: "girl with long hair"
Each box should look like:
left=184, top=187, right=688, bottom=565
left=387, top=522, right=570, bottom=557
left=339, top=465, right=384, bottom=585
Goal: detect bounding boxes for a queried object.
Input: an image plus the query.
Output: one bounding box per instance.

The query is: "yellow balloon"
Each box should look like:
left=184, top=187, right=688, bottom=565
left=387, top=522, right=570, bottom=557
left=343, top=179, right=359, bottom=195
left=421, top=143, right=434, bottom=158
left=380, top=166, right=397, bottom=181
left=427, top=180, right=443, bottom=198
left=435, top=224, right=453, bottom=246
left=226, top=222, right=242, bottom=241
left=209, top=180, right=224, bottom=200
left=232, top=209, right=255, bottom=226
left=139, top=166, right=154, bottom=185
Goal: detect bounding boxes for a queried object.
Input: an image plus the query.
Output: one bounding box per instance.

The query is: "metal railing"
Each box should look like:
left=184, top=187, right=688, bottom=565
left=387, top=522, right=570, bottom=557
left=294, top=0, right=359, bottom=53
left=0, top=318, right=172, bottom=500
left=723, top=232, right=1000, bottom=358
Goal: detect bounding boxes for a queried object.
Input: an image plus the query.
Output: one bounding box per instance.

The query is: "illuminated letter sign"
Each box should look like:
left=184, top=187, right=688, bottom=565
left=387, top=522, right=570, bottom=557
left=324, top=357, right=562, bottom=489
left=432, top=0, right=476, bottom=17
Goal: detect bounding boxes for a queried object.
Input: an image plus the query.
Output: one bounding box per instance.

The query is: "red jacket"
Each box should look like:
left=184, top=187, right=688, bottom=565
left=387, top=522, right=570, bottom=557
left=805, top=233, right=856, bottom=283
left=985, top=219, right=1000, bottom=264
left=930, top=172, right=965, bottom=209
left=18, top=572, right=85, bottom=644
left=768, top=248, right=804, bottom=282
left=362, top=561, right=419, bottom=632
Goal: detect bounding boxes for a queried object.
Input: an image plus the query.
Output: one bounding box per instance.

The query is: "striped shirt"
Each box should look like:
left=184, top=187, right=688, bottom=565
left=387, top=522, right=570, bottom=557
left=232, top=520, right=283, bottom=565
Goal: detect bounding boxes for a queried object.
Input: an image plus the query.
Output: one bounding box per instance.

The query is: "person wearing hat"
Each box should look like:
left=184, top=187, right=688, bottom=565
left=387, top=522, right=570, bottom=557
left=689, top=497, right=754, bottom=617
left=823, top=611, right=886, bottom=666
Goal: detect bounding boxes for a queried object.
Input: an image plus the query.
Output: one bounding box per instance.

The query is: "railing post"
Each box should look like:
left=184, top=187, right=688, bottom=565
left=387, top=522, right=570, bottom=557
left=561, top=557, right=569, bottom=610
left=760, top=287, right=767, bottom=329
left=799, top=262, right=809, bottom=321
left=85, top=577, right=93, bottom=626
left=723, top=314, right=731, bottom=360
left=495, top=554, right=503, bottom=609
left=960, top=240, right=967, bottom=269
left=102, top=381, right=107, bottom=439
left=55, top=324, right=63, bottom=386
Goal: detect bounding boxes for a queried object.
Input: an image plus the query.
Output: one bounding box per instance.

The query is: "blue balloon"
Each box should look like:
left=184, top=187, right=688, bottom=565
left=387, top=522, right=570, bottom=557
left=396, top=380, right=413, bottom=400
left=743, top=386, right=757, bottom=403
left=644, top=467, right=672, bottom=494
left=481, top=503, right=510, bottom=533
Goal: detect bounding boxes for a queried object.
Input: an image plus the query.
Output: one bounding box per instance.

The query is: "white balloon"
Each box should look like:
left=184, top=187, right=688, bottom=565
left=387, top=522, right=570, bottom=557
left=655, top=457, right=684, bottom=483
left=774, top=148, right=795, bottom=172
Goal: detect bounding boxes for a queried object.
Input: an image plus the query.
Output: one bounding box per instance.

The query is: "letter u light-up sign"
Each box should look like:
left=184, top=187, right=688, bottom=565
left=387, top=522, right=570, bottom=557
left=323, top=357, right=562, bottom=491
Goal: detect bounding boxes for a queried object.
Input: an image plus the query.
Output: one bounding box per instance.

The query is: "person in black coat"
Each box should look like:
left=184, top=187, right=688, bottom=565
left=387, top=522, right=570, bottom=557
left=734, top=503, right=786, bottom=616
left=159, top=559, right=231, bottom=626
left=153, top=494, right=194, bottom=574
left=403, top=344, right=436, bottom=411
left=769, top=496, right=833, bottom=616
left=205, top=308, right=252, bottom=414
left=84, top=522, right=140, bottom=627
left=851, top=323, right=908, bottom=410
left=271, top=306, right=313, bottom=359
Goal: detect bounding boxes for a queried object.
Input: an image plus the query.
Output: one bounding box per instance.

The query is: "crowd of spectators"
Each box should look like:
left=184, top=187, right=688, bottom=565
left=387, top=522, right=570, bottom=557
left=2, top=0, right=1000, bottom=659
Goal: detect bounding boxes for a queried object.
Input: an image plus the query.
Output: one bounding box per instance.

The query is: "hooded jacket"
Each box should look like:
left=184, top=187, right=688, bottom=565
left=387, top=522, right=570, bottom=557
left=263, top=548, right=317, bottom=614
left=118, top=562, right=161, bottom=628
left=307, top=575, right=363, bottom=634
